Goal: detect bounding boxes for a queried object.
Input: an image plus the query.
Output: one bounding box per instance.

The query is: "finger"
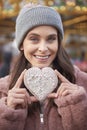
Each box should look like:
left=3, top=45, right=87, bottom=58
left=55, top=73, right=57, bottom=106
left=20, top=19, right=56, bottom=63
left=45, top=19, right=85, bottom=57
left=25, top=92, right=37, bottom=104
left=47, top=93, right=58, bottom=98
left=55, top=70, right=70, bottom=83
left=57, top=83, right=80, bottom=97
left=12, top=88, right=27, bottom=94
left=25, top=91, right=32, bottom=104
left=61, top=89, right=71, bottom=96
left=13, top=98, right=25, bottom=104
left=57, top=83, right=69, bottom=95
left=57, top=85, right=67, bottom=97
left=57, top=83, right=74, bottom=96
left=15, top=93, right=28, bottom=108
left=30, top=96, right=38, bottom=102
left=7, top=98, right=25, bottom=108
left=14, top=69, right=27, bottom=88
left=12, top=93, right=26, bottom=99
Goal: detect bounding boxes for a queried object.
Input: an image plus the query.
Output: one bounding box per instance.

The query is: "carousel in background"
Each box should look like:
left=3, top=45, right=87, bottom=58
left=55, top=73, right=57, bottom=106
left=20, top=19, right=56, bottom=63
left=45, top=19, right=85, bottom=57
left=0, top=0, right=87, bottom=72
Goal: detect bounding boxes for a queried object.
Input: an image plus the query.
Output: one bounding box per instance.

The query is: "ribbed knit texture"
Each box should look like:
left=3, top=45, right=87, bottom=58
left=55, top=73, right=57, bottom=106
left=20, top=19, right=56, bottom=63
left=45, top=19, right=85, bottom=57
left=16, top=5, right=64, bottom=48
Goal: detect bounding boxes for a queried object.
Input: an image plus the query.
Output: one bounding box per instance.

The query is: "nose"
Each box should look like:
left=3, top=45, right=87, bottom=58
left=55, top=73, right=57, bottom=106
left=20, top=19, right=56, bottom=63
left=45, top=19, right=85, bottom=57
left=38, top=41, right=48, bottom=52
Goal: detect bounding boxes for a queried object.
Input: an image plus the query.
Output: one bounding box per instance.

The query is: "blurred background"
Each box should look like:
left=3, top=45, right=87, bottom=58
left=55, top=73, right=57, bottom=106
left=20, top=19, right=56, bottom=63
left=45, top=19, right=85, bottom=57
left=0, top=0, right=87, bottom=77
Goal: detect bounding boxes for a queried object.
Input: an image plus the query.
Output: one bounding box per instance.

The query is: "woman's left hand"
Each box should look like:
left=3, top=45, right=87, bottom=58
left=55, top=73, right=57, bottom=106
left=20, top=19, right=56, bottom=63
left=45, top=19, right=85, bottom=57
left=48, top=69, right=86, bottom=98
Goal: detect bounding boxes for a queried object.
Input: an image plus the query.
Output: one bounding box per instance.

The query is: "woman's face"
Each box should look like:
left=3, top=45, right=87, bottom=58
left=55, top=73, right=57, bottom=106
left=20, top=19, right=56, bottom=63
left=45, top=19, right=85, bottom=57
left=21, top=26, right=58, bottom=68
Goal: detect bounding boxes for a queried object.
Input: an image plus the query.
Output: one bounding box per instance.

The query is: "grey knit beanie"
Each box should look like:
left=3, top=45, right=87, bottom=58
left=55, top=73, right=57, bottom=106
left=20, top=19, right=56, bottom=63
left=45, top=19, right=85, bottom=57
left=16, top=4, right=64, bottom=49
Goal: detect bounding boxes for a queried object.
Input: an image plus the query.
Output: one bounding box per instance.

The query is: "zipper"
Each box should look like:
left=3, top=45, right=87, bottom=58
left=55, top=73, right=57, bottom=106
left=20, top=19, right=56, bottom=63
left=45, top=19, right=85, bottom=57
left=40, top=102, right=44, bottom=124
left=40, top=113, right=44, bottom=124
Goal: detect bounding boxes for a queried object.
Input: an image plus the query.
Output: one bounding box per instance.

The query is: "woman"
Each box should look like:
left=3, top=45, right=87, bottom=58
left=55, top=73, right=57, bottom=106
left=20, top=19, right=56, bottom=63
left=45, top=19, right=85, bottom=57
left=0, top=3, right=87, bottom=130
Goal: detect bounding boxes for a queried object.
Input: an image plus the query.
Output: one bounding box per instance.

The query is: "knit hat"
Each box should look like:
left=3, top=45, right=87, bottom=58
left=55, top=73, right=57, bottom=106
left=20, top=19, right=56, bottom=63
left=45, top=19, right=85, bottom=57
left=16, top=4, right=64, bottom=49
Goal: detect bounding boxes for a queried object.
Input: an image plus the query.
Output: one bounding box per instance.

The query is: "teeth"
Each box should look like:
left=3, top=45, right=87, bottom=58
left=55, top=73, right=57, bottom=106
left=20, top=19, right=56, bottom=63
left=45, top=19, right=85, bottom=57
left=35, top=55, right=49, bottom=59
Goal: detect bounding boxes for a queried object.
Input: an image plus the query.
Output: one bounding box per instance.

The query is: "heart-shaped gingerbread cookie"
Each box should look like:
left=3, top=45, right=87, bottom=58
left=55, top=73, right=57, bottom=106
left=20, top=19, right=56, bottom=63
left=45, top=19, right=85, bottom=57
left=24, top=67, right=58, bottom=101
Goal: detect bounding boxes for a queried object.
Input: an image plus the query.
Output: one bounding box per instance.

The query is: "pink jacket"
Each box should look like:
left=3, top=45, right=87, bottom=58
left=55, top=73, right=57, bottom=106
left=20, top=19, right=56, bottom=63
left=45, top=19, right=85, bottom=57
left=0, top=67, right=87, bottom=130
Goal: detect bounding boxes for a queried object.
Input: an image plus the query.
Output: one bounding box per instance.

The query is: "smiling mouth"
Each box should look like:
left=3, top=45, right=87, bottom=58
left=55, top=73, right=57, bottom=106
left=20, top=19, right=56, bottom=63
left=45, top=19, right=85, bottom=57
left=34, top=55, right=50, bottom=60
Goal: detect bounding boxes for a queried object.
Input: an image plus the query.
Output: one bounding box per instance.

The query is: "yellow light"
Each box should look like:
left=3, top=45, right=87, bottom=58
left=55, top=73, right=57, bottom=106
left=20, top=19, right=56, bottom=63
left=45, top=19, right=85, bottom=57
left=75, top=6, right=81, bottom=11
left=2, top=10, right=8, bottom=18
left=12, top=3, right=20, bottom=11
left=24, top=0, right=38, bottom=3
left=82, top=7, right=87, bottom=12
left=48, top=1, right=54, bottom=6
left=8, top=0, right=22, bottom=4
left=66, top=1, right=75, bottom=6
left=53, top=6, right=59, bottom=11
left=71, top=2, right=75, bottom=6
left=60, top=6, right=66, bottom=11
left=8, top=10, right=14, bottom=17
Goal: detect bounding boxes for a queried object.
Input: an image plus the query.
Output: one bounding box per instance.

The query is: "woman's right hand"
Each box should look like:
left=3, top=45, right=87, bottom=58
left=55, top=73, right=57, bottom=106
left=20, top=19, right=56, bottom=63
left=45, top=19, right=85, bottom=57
left=7, top=69, right=38, bottom=109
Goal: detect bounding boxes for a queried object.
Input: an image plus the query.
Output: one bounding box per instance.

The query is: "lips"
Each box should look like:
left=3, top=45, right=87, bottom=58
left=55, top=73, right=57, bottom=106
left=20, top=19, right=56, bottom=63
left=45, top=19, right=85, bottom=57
left=34, top=55, right=50, bottom=60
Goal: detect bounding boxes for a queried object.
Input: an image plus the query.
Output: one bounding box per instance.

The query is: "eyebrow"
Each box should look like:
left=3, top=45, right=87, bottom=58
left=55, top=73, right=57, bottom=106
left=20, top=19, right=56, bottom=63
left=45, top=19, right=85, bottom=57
left=28, top=33, right=57, bottom=37
left=47, top=34, right=57, bottom=37
left=28, top=33, right=40, bottom=37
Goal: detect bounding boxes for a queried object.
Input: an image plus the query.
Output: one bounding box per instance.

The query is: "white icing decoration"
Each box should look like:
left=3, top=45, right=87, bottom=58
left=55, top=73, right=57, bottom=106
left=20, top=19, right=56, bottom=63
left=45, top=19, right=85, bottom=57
left=24, top=67, right=58, bottom=101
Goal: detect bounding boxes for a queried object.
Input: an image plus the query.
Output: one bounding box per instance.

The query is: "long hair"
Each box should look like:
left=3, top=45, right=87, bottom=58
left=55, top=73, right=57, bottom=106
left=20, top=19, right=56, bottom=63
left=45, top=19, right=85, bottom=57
left=53, top=34, right=76, bottom=84
left=9, top=33, right=76, bottom=114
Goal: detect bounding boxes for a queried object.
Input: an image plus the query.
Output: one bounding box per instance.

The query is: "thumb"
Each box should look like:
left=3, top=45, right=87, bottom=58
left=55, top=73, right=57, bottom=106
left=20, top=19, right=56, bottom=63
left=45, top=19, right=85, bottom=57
left=55, top=69, right=70, bottom=83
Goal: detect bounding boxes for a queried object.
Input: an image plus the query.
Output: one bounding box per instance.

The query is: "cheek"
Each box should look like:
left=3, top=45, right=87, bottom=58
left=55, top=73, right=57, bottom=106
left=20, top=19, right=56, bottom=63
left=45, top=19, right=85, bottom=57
left=23, top=43, right=34, bottom=53
left=52, top=44, right=58, bottom=54
left=23, top=46, right=32, bottom=57
left=23, top=45, right=37, bottom=60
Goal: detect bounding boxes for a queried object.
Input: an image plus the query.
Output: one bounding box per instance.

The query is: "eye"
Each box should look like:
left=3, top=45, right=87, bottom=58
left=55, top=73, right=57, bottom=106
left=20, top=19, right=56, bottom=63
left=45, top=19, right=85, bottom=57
left=47, top=36, right=57, bottom=43
left=29, top=36, right=39, bottom=43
